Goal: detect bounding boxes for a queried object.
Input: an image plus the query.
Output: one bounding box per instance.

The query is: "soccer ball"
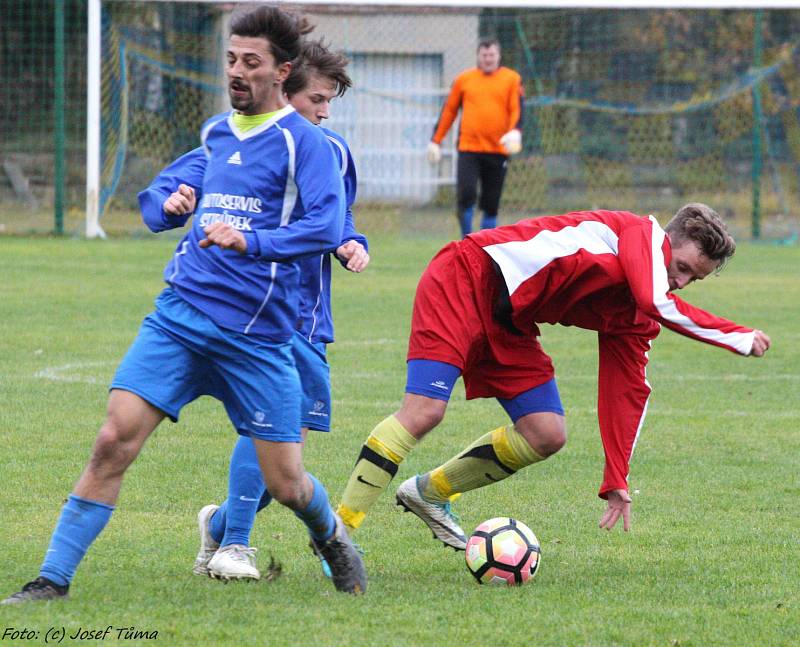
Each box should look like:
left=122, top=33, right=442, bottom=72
left=465, top=517, right=541, bottom=586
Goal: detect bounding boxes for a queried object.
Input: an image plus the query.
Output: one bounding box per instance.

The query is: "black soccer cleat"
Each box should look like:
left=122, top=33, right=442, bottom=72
left=1, top=577, right=69, bottom=604
left=310, top=514, right=367, bottom=594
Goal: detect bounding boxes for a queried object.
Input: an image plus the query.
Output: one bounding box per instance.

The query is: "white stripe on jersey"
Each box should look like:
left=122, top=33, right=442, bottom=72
left=245, top=125, right=298, bottom=335
left=325, top=135, right=348, bottom=177
left=279, top=128, right=298, bottom=226
left=626, top=337, right=653, bottom=482
left=648, top=217, right=755, bottom=354
left=483, top=220, right=620, bottom=296
left=201, top=114, right=227, bottom=157
left=308, top=255, right=325, bottom=341
left=168, top=240, right=190, bottom=283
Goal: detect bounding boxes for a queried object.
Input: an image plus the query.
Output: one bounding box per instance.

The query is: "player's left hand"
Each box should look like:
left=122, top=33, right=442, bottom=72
left=336, top=240, right=370, bottom=273
left=750, top=329, right=771, bottom=357
left=499, top=129, right=522, bottom=155
left=599, top=489, right=632, bottom=531
left=199, top=222, right=247, bottom=254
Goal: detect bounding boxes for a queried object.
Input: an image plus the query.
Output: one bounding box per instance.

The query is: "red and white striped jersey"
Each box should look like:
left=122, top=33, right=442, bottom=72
left=467, top=210, right=755, bottom=497
left=469, top=210, right=755, bottom=354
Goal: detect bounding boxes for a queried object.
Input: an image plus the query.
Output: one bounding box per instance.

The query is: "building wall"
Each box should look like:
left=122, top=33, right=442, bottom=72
left=307, top=9, right=480, bottom=202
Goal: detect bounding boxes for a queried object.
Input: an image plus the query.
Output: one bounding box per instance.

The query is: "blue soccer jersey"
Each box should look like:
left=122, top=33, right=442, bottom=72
left=137, top=106, right=345, bottom=341
left=296, top=128, right=368, bottom=344
left=139, top=123, right=366, bottom=345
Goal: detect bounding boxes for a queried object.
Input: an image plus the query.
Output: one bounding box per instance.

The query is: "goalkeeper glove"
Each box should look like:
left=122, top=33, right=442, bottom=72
left=499, top=129, right=522, bottom=155
left=427, top=141, right=442, bottom=164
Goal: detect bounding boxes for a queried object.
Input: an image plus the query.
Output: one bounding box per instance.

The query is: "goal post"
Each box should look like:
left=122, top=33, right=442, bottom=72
left=86, top=0, right=104, bottom=238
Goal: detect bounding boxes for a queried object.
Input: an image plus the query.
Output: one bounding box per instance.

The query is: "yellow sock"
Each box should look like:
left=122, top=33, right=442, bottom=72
left=336, top=415, right=417, bottom=531
left=419, top=425, right=544, bottom=503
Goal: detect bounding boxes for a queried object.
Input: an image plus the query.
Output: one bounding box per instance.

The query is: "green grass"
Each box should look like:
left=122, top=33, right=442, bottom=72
left=0, top=235, right=798, bottom=646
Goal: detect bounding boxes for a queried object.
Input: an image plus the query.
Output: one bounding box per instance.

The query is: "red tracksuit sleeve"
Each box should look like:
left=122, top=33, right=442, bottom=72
left=597, top=333, right=653, bottom=498
left=618, top=217, right=755, bottom=355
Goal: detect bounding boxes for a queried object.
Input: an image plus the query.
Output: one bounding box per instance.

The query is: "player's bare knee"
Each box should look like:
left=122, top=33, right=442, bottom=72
left=515, top=414, right=567, bottom=458
left=397, top=395, right=446, bottom=437
left=267, top=479, right=308, bottom=510
left=88, top=424, right=136, bottom=475
left=538, top=427, right=567, bottom=456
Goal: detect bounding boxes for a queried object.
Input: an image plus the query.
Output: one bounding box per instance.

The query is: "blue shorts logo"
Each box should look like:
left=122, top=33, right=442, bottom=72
left=309, top=400, right=328, bottom=418
left=252, top=410, right=272, bottom=428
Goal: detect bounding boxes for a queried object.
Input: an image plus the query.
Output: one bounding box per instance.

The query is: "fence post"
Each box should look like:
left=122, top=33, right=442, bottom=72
left=54, top=0, right=65, bottom=235
left=751, top=9, right=763, bottom=240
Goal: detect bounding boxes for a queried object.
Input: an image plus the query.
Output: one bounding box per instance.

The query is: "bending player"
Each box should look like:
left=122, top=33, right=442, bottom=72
left=335, top=204, right=770, bottom=549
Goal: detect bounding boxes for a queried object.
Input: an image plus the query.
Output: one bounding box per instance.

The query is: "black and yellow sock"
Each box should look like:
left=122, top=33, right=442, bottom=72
left=336, top=415, right=417, bottom=531
left=419, top=425, right=544, bottom=503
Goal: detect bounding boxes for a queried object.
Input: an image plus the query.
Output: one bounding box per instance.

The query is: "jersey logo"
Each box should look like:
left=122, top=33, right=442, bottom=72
left=227, top=151, right=242, bottom=165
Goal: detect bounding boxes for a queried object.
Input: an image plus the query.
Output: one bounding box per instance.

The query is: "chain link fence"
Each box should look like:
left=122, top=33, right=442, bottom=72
left=1, top=2, right=799, bottom=241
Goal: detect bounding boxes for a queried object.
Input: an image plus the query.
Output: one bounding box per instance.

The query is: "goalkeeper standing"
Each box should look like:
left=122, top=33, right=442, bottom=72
left=427, top=38, right=524, bottom=238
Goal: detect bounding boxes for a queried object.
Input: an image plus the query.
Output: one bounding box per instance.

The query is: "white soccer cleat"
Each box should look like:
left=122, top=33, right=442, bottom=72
left=207, top=544, right=260, bottom=581
left=396, top=476, right=467, bottom=551
left=192, top=504, right=220, bottom=576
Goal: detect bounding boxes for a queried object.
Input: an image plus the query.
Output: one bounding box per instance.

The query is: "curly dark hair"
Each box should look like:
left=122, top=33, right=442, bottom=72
left=229, top=4, right=314, bottom=64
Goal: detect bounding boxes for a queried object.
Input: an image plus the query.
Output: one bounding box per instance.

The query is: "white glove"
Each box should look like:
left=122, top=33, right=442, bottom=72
left=499, top=129, right=522, bottom=155
left=427, top=141, right=442, bottom=164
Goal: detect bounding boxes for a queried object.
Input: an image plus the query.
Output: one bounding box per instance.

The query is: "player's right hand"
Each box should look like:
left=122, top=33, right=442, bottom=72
left=599, top=489, right=632, bottom=532
left=427, top=142, right=442, bottom=164
left=163, top=184, right=196, bottom=216
left=750, top=329, right=771, bottom=357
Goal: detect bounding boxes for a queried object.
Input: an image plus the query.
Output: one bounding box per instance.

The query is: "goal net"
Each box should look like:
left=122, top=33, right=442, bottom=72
left=84, top=3, right=800, bottom=239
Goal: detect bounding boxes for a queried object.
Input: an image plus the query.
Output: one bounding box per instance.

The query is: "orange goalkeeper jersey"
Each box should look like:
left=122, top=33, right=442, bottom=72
left=431, top=66, right=523, bottom=155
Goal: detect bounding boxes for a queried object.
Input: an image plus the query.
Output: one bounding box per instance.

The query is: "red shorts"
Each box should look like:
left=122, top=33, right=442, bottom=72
left=407, top=239, right=555, bottom=400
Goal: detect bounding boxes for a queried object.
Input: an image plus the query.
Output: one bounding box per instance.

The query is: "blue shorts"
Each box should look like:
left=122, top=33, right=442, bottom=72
left=406, top=359, right=564, bottom=422
left=292, top=332, right=331, bottom=432
left=111, top=288, right=302, bottom=442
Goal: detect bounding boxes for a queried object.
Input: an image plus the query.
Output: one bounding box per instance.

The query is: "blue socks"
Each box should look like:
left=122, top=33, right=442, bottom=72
left=208, top=436, right=333, bottom=545
left=210, top=492, right=273, bottom=545
left=294, top=474, right=336, bottom=542
left=459, top=206, right=474, bottom=238
left=480, top=213, right=498, bottom=230
left=460, top=209, right=497, bottom=235
left=211, top=436, right=269, bottom=547
left=40, top=494, right=115, bottom=587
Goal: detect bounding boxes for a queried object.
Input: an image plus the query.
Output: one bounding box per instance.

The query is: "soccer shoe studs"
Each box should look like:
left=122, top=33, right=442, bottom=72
left=395, top=476, right=468, bottom=551
left=309, top=514, right=367, bottom=594
left=207, top=544, right=260, bottom=581
left=1, top=577, right=69, bottom=604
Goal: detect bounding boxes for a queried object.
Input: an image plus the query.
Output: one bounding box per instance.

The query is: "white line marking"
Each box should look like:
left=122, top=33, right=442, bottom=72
left=34, top=361, right=111, bottom=385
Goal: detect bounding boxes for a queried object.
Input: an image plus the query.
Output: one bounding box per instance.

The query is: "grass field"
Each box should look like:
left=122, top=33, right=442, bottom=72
left=1, top=233, right=798, bottom=646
